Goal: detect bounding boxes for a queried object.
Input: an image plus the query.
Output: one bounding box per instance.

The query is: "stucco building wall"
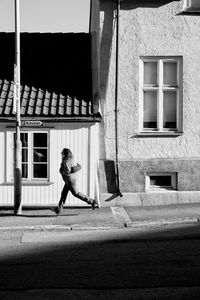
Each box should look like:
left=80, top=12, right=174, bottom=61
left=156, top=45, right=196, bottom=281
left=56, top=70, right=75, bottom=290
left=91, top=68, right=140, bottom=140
left=100, top=0, right=200, bottom=160
left=98, top=0, right=200, bottom=203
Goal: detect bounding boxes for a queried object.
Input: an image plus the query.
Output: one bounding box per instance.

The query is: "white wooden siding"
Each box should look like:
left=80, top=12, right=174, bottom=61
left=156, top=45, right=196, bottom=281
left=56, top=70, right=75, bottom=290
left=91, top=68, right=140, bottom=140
left=0, top=122, right=99, bottom=207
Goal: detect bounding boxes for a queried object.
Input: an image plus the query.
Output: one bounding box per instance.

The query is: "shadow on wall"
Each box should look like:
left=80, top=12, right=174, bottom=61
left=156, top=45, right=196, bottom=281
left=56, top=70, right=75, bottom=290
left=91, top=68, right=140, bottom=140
left=99, top=159, right=118, bottom=194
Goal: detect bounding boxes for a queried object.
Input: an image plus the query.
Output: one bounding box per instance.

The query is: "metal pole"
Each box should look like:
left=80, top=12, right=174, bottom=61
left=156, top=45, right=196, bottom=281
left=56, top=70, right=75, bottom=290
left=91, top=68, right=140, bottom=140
left=14, top=0, right=22, bottom=215
left=115, top=0, right=122, bottom=197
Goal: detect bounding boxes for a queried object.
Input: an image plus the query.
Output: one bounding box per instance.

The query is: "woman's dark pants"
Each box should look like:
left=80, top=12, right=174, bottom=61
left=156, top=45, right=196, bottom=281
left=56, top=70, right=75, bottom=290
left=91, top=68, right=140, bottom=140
left=58, top=178, right=92, bottom=208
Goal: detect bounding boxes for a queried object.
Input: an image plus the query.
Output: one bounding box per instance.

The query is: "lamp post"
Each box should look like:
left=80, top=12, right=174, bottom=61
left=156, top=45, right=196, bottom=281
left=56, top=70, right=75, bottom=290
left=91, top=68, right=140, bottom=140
left=14, top=0, right=22, bottom=215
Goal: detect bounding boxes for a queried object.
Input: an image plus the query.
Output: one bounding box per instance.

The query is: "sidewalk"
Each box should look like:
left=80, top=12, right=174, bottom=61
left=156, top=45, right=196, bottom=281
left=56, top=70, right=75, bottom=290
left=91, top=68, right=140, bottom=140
left=0, top=203, right=200, bottom=231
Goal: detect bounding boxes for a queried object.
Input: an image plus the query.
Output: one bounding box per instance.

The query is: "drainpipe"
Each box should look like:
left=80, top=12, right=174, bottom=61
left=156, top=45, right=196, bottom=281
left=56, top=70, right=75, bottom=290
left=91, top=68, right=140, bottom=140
left=115, top=0, right=123, bottom=197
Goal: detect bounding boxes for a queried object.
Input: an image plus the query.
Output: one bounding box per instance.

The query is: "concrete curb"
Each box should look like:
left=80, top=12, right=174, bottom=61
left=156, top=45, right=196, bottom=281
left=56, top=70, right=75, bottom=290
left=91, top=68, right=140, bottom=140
left=125, top=217, right=200, bottom=228
left=0, top=224, right=121, bottom=231
left=0, top=217, right=199, bottom=231
left=0, top=225, right=72, bottom=231
left=71, top=224, right=122, bottom=231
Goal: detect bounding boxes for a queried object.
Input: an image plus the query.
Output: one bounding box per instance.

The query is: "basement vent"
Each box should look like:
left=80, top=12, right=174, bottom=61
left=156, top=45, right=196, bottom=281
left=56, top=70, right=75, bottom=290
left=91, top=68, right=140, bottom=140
left=146, top=173, right=177, bottom=190
left=183, top=0, right=200, bottom=12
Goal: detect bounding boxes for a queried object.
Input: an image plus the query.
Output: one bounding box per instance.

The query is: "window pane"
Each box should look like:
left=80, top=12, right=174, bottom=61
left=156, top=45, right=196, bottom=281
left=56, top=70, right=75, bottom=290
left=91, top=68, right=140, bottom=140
left=143, top=91, right=157, bottom=128
left=34, top=149, right=47, bottom=162
left=20, top=133, right=28, bottom=147
left=189, top=0, right=200, bottom=7
left=22, top=163, right=28, bottom=178
left=163, top=91, right=176, bottom=128
left=150, top=176, right=171, bottom=187
left=22, top=149, right=28, bottom=163
left=163, top=62, right=177, bottom=85
left=144, top=62, right=157, bottom=85
left=33, top=133, right=47, bottom=147
left=33, top=164, right=47, bottom=178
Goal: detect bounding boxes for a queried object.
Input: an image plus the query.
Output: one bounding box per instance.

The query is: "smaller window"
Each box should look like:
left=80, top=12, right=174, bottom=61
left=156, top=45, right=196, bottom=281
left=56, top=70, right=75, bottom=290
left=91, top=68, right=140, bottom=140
left=146, top=173, right=177, bottom=190
left=10, top=131, right=49, bottom=182
left=183, top=0, right=200, bottom=12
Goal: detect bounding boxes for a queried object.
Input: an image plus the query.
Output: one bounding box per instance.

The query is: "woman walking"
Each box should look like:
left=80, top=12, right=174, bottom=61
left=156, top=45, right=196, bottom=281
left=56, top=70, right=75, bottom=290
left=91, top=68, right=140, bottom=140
left=54, top=148, right=97, bottom=214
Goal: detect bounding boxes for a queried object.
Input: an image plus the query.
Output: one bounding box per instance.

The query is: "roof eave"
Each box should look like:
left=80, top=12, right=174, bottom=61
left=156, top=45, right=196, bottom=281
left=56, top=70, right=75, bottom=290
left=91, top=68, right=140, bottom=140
left=0, top=115, right=102, bottom=123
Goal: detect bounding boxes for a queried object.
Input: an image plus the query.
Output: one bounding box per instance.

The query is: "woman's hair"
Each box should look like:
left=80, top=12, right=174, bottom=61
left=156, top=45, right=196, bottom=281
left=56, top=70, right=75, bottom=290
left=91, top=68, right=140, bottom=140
left=61, top=148, right=73, bottom=159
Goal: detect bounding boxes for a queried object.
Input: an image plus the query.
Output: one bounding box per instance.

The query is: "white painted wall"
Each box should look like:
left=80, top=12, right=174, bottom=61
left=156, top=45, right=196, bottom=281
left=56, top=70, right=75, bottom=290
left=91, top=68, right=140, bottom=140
left=0, top=122, right=99, bottom=207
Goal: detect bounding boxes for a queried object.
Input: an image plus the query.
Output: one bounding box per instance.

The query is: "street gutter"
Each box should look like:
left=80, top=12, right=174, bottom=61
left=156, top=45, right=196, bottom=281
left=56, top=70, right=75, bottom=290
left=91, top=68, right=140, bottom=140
left=0, top=217, right=199, bottom=232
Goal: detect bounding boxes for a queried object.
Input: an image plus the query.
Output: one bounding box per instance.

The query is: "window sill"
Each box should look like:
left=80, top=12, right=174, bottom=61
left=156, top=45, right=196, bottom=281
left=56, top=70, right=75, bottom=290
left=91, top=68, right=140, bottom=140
left=146, top=188, right=177, bottom=193
left=3, top=181, right=54, bottom=186
left=133, top=131, right=183, bottom=137
left=178, top=9, right=200, bottom=15
left=182, top=7, right=200, bottom=12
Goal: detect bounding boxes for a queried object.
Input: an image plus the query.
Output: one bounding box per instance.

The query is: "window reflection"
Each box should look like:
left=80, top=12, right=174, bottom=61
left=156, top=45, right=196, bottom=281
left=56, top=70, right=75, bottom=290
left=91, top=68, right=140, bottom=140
left=144, top=62, right=157, bottom=85
left=163, top=62, right=177, bottom=86
left=33, top=164, right=47, bottom=178
left=163, top=91, right=177, bottom=128
left=143, top=91, right=157, bottom=128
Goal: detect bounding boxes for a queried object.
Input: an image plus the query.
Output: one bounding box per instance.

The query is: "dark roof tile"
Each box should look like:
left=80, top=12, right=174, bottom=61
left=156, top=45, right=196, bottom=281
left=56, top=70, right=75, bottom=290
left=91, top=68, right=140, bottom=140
left=0, top=33, right=101, bottom=121
left=74, top=98, right=81, bottom=115
left=58, top=94, right=65, bottom=116
left=0, top=32, right=92, bottom=99
left=50, top=93, right=58, bottom=115
left=0, top=79, right=100, bottom=121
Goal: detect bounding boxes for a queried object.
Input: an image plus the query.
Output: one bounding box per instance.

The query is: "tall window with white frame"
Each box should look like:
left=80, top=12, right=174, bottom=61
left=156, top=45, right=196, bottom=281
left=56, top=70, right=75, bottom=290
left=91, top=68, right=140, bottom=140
left=10, top=131, right=49, bottom=181
left=139, top=57, right=182, bottom=133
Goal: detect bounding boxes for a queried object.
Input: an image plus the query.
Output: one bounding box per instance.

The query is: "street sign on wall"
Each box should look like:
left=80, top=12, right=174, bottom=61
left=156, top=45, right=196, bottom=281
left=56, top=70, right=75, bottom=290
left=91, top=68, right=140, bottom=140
left=21, top=121, right=43, bottom=127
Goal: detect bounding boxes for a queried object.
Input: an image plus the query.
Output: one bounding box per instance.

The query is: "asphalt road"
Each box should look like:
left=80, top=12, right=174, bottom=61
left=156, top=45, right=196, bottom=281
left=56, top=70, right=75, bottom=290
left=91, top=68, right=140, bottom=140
left=0, top=224, right=200, bottom=299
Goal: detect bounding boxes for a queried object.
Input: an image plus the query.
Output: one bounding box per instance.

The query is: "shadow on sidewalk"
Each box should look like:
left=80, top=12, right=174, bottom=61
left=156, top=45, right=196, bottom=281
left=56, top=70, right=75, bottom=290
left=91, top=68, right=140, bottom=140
left=0, top=210, right=78, bottom=218
left=105, top=193, right=124, bottom=202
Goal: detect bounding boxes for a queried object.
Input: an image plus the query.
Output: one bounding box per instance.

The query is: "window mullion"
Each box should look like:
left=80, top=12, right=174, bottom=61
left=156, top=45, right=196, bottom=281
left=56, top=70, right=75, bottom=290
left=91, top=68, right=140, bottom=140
left=7, top=132, right=14, bottom=181
left=29, top=132, right=32, bottom=180
left=158, top=60, right=163, bottom=131
left=47, top=132, right=50, bottom=180
left=177, top=60, right=180, bottom=131
left=140, top=60, right=144, bottom=132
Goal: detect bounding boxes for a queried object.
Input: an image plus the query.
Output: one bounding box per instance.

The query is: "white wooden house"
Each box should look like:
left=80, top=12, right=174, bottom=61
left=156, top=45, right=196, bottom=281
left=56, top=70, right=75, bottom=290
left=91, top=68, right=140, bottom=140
left=0, top=32, right=101, bottom=207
